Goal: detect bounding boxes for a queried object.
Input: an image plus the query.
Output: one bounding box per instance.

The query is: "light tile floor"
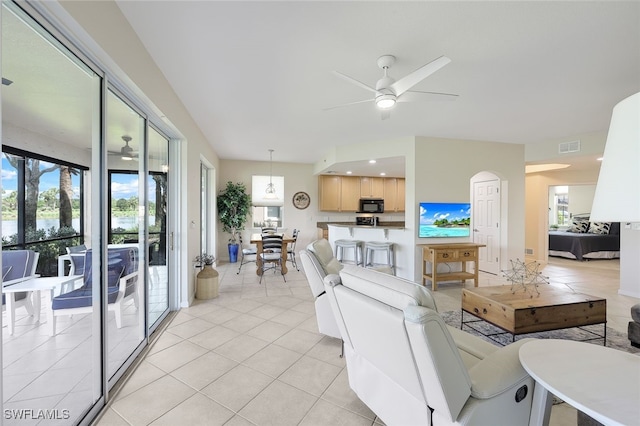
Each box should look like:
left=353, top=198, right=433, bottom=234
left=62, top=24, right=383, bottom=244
left=96, top=256, right=637, bottom=426
left=2, top=266, right=169, bottom=425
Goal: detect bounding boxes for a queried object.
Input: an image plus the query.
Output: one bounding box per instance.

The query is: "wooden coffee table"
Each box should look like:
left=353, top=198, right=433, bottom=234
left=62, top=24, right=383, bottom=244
left=461, top=285, right=607, bottom=344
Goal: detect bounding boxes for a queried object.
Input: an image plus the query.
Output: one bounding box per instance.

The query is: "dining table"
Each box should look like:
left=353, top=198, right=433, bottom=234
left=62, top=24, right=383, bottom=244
left=249, top=233, right=295, bottom=276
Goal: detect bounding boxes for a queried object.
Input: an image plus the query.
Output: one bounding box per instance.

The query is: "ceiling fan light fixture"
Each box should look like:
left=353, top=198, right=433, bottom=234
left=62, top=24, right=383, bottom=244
left=376, top=93, right=396, bottom=109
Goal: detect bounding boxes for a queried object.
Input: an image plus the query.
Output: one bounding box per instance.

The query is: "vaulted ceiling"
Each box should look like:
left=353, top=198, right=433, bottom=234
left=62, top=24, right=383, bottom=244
left=114, top=1, right=639, bottom=170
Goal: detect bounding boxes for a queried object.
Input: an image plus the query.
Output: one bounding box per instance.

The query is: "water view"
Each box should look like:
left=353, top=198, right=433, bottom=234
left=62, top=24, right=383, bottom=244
left=1, top=216, right=155, bottom=237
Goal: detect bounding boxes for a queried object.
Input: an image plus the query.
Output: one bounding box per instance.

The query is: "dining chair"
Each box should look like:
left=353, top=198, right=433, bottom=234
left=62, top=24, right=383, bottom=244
left=52, top=247, right=139, bottom=334
left=287, top=229, right=300, bottom=271
left=259, top=234, right=286, bottom=284
left=2, top=250, right=40, bottom=335
left=237, top=245, right=257, bottom=274
left=261, top=226, right=278, bottom=234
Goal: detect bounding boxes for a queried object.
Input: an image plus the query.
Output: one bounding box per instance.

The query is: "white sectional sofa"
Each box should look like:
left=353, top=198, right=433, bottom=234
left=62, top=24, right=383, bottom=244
left=323, top=265, right=536, bottom=426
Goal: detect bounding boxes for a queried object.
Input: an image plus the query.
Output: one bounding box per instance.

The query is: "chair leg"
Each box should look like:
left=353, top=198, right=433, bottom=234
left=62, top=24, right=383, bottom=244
left=114, top=302, right=123, bottom=328
left=24, top=292, right=35, bottom=316
left=237, top=252, right=245, bottom=274
left=280, top=260, right=286, bottom=282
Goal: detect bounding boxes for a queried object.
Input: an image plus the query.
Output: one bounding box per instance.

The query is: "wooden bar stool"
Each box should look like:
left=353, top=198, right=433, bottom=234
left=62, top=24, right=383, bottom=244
left=334, top=239, right=364, bottom=266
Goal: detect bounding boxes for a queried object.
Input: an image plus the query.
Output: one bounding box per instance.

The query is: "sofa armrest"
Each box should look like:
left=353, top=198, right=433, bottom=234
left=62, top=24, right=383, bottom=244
left=467, top=338, right=533, bottom=399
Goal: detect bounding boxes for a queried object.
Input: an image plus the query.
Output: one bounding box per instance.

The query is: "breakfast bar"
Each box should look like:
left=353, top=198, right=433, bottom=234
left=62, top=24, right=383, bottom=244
left=326, top=223, right=412, bottom=279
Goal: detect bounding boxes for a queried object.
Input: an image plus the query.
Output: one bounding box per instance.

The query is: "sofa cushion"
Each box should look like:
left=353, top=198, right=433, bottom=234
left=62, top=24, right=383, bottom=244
left=308, top=239, right=343, bottom=275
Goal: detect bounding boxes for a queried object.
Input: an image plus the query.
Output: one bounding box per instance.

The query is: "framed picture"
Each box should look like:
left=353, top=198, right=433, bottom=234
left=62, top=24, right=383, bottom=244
left=292, top=191, right=310, bottom=209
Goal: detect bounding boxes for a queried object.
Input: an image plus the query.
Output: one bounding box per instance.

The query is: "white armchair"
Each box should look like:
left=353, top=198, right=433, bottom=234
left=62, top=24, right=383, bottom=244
left=299, top=239, right=342, bottom=339
left=323, top=265, right=535, bottom=426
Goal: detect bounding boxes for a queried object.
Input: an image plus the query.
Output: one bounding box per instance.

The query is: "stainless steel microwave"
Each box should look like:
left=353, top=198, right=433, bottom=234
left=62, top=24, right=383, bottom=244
left=359, top=198, right=384, bottom=213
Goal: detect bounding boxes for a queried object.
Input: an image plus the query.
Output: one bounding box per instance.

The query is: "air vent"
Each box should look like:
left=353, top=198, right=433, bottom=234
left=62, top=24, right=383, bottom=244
left=559, top=140, right=581, bottom=154
left=525, top=248, right=534, bottom=255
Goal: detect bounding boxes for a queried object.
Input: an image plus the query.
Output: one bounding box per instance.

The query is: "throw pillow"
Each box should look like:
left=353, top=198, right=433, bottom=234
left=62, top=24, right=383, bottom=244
left=567, top=218, right=589, bottom=233
left=589, top=222, right=611, bottom=235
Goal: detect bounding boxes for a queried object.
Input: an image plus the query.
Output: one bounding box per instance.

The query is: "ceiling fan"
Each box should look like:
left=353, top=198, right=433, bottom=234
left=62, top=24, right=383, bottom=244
left=326, top=55, right=458, bottom=119
left=109, top=135, right=138, bottom=161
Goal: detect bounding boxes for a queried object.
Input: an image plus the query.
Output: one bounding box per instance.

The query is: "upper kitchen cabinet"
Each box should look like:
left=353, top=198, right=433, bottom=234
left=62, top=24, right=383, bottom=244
left=319, top=175, right=404, bottom=212
left=318, top=175, right=360, bottom=212
left=360, top=177, right=384, bottom=198
left=384, top=178, right=406, bottom=212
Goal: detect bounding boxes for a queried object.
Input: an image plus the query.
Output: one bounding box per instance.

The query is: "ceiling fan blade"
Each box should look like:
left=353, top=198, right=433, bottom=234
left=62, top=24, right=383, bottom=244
left=390, top=56, right=451, bottom=96
left=323, top=98, right=374, bottom=111
left=398, top=90, right=459, bottom=102
left=332, top=71, right=377, bottom=93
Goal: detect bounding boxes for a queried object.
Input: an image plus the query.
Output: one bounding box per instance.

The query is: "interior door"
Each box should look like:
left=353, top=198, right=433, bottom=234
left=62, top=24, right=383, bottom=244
left=473, top=179, right=501, bottom=274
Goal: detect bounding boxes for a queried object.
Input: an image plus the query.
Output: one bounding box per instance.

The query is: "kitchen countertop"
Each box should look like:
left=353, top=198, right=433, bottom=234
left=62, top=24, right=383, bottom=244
left=317, top=221, right=405, bottom=230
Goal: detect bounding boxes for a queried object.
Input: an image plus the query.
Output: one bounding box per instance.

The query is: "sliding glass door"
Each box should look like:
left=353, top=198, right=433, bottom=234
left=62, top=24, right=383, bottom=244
left=1, top=2, right=175, bottom=423
left=148, top=128, right=169, bottom=329
left=2, top=2, right=103, bottom=423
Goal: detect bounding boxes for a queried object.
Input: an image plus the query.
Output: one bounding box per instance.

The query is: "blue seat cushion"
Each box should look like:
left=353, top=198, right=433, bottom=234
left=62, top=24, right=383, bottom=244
left=52, top=247, right=138, bottom=310
left=2, top=292, right=28, bottom=305
left=51, top=282, right=123, bottom=310
left=52, top=263, right=126, bottom=310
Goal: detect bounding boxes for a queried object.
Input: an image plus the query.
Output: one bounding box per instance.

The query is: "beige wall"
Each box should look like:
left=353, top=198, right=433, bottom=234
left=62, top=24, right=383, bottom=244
left=414, top=137, right=526, bottom=276
left=218, top=160, right=318, bottom=261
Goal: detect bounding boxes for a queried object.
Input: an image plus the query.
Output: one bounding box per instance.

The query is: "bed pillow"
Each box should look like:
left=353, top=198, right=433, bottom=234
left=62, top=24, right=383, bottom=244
left=589, top=222, right=611, bottom=235
left=567, top=218, right=589, bottom=233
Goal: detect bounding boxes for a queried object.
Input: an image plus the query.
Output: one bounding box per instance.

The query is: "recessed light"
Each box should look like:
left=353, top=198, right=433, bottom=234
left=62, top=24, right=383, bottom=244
left=380, top=172, right=386, bottom=176
left=597, top=157, right=603, bottom=161
left=346, top=171, right=352, bottom=174
left=369, top=160, right=376, bottom=164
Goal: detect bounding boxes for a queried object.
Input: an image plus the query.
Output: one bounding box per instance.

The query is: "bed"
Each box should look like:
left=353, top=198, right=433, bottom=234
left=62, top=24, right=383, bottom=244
left=548, top=221, right=620, bottom=260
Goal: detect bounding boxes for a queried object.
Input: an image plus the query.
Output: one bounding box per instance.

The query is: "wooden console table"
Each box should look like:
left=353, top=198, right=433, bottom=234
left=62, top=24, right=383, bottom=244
left=419, top=243, right=485, bottom=291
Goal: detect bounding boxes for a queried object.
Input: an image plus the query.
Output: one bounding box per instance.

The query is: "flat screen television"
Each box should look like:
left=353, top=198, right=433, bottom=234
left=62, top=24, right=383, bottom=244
left=419, top=202, right=471, bottom=238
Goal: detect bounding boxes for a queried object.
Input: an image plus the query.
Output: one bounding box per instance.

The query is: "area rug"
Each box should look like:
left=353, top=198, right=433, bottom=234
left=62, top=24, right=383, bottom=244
left=441, top=310, right=640, bottom=355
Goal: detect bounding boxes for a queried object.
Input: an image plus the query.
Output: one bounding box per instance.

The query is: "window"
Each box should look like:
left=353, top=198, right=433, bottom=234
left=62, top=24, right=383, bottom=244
left=1, top=147, right=86, bottom=276
left=251, top=175, right=284, bottom=228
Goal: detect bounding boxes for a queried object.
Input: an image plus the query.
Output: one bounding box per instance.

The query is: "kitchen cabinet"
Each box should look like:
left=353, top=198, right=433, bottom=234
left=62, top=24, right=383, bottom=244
left=318, top=175, right=341, bottom=211
left=360, top=177, right=384, bottom=198
left=383, top=178, right=406, bottom=212
left=318, top=175, right=360, bottom=212
left=319, top=175, right=404, bottom=212
left=341, top=176, right=361, bottom=211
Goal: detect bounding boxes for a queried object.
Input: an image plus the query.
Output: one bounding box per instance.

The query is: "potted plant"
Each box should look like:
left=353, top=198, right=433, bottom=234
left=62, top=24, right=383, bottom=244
left=217, top=181, right=251, bottom=263
left=194, top=253, right=215, bottom=269
left=194, top=253, right=218, bottom=299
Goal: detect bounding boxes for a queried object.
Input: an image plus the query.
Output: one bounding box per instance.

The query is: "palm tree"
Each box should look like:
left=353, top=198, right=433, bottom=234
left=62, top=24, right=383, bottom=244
left=6, top=155, right=59, bottom=231
left=59, top=165, right=77, bottom=228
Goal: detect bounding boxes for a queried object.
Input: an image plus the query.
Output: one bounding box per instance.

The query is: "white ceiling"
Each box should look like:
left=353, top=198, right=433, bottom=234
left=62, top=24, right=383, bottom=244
left=114, top=1, right=640, bottom=170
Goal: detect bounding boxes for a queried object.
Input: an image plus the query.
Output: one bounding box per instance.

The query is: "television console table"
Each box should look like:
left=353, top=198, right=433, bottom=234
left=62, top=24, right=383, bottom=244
left=419, top=243, right=485, bottom=291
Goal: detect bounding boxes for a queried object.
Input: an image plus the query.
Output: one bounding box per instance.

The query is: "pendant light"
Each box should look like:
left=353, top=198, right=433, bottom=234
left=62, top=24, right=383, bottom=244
left=264, top=149, right=278, bottom=200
